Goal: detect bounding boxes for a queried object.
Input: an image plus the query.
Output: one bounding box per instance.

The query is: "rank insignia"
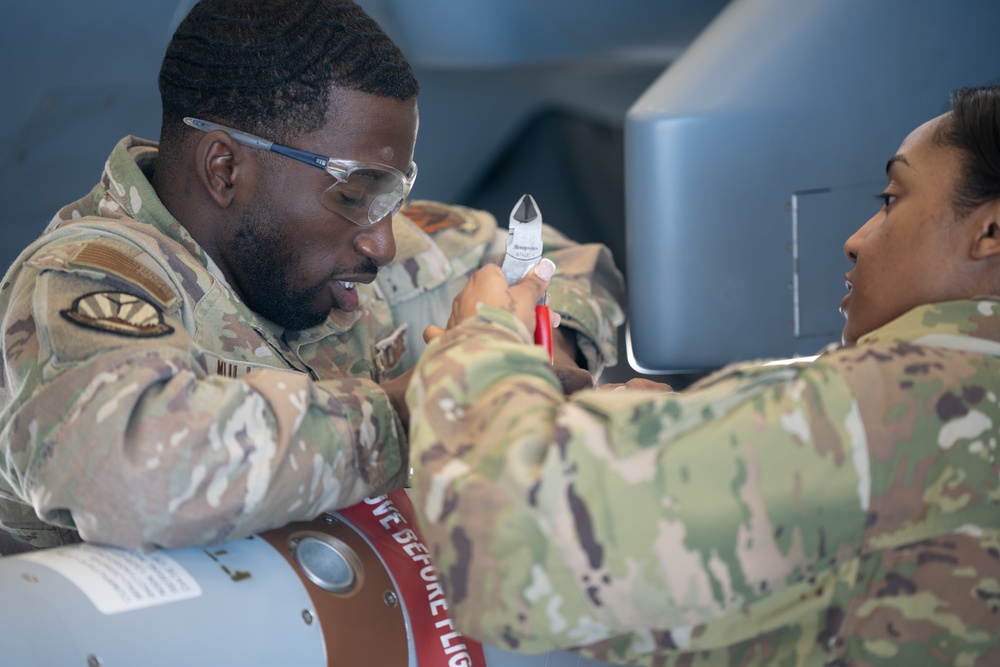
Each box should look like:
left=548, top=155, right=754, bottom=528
left=400, top=202, right=480, bottom=236
left=61, top=291, right=174, bottom=337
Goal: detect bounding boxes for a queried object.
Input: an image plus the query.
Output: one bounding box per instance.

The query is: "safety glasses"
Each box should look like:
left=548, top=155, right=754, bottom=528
left=184, top=117, right=417, bottom=226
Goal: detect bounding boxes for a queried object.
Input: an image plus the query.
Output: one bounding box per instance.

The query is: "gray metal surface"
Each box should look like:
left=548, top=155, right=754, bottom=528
left=0, top=536, right=620, bottom=666
left=625, top=0, right=1000, bottom=372
left=0, top=537, right=325, bottom=666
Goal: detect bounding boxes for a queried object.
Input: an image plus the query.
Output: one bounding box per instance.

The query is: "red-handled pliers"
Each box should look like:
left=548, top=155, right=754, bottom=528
left=501, top=194, right=553, bottom=361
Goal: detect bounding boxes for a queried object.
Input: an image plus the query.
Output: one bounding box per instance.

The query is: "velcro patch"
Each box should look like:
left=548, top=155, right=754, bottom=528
left=70, top=243, right=177, bottom=307
left=61, top=291, right=174, bottom=337
left=375, top=323, right=409, bottom=374
left=399, top=201, right=481, bottom=236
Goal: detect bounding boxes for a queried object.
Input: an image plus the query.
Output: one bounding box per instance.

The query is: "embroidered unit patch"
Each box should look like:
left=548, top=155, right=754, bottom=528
left=61, top=291, right=174, bottom=337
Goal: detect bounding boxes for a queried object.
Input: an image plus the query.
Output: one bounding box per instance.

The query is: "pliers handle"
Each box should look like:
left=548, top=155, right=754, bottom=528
left=534, top=303, right=553, bottom=360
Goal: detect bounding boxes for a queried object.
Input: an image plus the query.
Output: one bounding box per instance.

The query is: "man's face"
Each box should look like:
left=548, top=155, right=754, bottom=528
left=841, top=113, right=981, bottom=344
left=224, top=89, right=418, bottom=330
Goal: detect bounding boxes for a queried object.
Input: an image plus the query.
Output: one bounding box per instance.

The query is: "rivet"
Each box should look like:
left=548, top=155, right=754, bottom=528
left=384, top=591, right=398, bottom=608
left=302, top=610, right=314, bottom=625
left=87, top=656, right=102, bottom=667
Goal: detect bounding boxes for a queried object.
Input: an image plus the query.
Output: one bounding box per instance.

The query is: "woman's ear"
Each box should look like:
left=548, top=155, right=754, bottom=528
left=193, top=131, right=244, bottom=209
left=970, top=200, right=1000, bottom=261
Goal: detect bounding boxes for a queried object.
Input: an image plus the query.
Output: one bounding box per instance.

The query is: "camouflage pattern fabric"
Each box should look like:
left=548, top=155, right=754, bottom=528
left=407, top=300, right=1000, bottom=666
left=382, top=200, right=624, bottom=378
left=0, top=136, right=624, bottom=553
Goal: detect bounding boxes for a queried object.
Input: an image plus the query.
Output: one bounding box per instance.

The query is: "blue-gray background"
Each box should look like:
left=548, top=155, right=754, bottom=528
left=0, top=0, right=719, bottom=270
left=3, top=1, right=999, bottom=380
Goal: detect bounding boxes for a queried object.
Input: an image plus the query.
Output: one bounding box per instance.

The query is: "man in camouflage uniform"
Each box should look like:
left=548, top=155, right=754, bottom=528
left=406, top=87, right=1000, bottom=665
left=0, top=0, right=623, bottom=555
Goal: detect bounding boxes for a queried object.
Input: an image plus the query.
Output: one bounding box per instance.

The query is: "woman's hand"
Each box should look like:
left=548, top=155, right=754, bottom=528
left=423, top=259, right=555, bottom=342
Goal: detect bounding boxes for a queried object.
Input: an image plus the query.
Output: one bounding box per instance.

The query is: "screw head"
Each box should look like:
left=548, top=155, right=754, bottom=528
left=384, top=590, right=398, bottom=608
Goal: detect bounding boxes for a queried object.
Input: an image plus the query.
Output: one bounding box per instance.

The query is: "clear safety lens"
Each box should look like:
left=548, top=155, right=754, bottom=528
left=320, top=166, right=412, bottom=225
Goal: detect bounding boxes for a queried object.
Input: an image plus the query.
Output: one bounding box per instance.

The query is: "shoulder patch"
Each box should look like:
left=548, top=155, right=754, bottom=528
left=399, top=201, right=481, bottom=236
left=61, top=291, right=174, bottom=337
left=69, top=242, right=177, bottom=307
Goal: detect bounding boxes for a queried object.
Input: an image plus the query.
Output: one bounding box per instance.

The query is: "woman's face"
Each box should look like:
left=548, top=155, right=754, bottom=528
left=840, top=113, right=983, bottom=344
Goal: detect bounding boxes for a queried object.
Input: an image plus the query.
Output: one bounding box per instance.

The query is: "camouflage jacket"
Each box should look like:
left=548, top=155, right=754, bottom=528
left=0, top=136, right=624, bottom=553
left=407, top=300, right=1000, bottom=666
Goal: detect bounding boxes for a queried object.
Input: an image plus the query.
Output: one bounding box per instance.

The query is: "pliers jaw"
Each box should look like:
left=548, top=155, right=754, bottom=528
left=501, top=193, right=553, bottom=361
left=502, top=194, right=544, bottom=285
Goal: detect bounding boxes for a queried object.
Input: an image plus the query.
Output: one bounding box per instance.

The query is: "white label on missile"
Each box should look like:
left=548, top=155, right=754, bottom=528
left=21, top=543, right=201, bottom=614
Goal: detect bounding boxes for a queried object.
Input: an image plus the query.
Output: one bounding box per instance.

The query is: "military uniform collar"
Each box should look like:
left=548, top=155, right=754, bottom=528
left=103, top=136, right=212, bottom=267
left=282, top=306, right=363, bottom=349
left=857, top=298, right=1000, bottom=357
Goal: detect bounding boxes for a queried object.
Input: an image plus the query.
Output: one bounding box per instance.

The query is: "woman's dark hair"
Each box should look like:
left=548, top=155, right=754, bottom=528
left=157, top=0, right=418, bottom=152
left=938, top=85, right=1000, bottom=217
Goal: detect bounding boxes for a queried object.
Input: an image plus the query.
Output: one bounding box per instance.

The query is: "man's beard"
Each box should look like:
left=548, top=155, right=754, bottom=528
left=230, top=208, right=333, bottom=331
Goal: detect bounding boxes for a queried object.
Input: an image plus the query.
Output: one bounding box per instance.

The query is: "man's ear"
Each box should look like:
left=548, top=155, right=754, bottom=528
left=970, top=199, right=1000, bottom=261
left=193, top=132, right=246, bottom=209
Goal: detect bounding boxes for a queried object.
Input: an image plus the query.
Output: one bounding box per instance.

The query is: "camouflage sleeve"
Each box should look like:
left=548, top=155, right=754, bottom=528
left=0, top=252, right=407, bottom=551
left=377, top=201, right=625, bottom=377
left=406, top=306, right=868, bottom=657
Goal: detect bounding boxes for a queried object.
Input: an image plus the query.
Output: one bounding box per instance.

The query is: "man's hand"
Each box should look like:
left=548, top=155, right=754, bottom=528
left=380, top=368, right=413, bottom=431
left=596, top=378, right=674, bottom=392
left=549, top=327, right=595, bottom=394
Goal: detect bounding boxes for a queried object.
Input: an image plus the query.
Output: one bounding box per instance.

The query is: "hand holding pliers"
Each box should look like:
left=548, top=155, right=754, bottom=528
left=501, top=194, right=553, bottom=361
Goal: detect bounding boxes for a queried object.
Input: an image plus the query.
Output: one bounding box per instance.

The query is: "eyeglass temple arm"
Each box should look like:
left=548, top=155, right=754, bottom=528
left=182, top=117, right=328, bottom=171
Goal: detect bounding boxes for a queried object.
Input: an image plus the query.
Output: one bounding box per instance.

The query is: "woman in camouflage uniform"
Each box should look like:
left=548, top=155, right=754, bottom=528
left=407, top=86, right=1000, bottom=667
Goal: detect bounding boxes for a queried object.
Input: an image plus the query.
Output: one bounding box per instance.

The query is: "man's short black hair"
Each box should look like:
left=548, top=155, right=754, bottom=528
left=157, top=0, right=419, bottom=151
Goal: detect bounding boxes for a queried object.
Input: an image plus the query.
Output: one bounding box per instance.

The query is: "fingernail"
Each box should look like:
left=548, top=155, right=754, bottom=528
left=535, top=258, right=555, bottom=281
